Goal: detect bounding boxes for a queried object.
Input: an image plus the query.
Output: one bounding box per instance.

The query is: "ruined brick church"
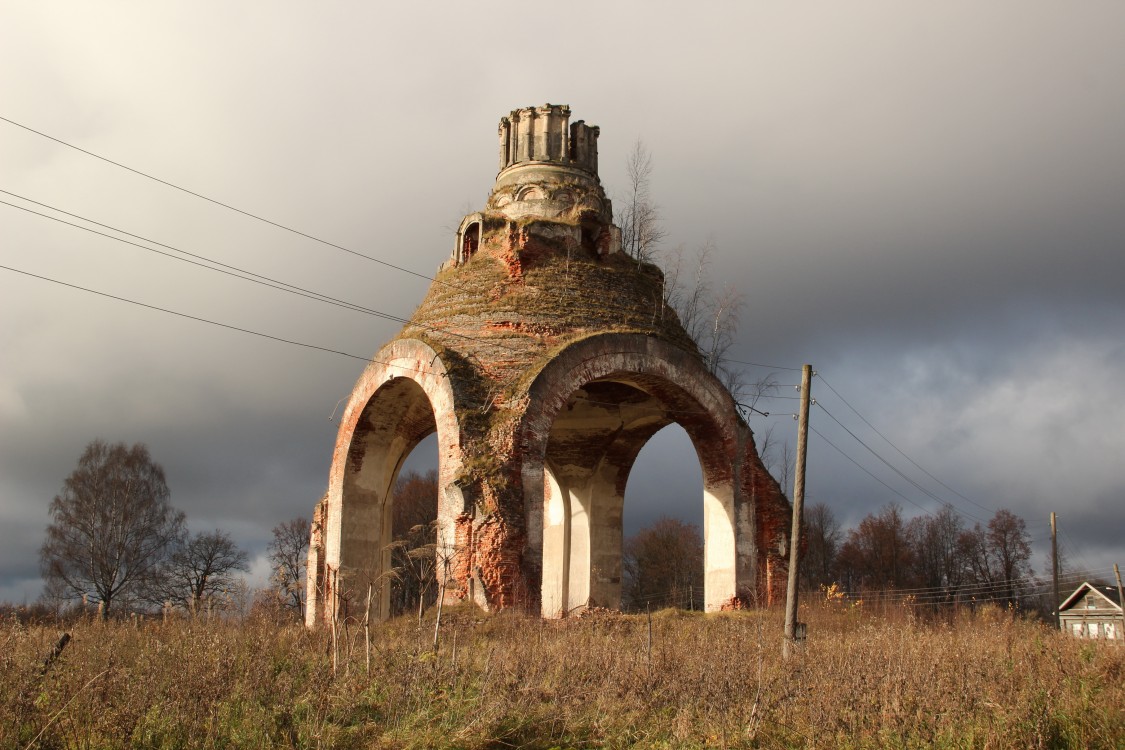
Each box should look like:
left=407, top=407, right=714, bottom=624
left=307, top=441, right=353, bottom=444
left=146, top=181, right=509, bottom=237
left=306, top=105, right=790, bottom=625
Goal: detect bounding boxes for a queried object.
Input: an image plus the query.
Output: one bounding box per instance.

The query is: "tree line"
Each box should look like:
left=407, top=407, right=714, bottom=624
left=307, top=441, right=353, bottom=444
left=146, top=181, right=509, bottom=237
left=39, top=439, right=309, bottom=619
left=34, top=442, right=1044, bottom=622
left=802, top=502, right=1039, bottom=607
left=369, top=470, right=1046, bottom=617
left=617, top=503, right=1043, bottom=614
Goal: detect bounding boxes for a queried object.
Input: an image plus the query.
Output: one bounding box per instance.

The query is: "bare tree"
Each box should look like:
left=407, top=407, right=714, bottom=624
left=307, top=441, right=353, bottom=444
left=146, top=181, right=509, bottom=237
left=660, top=241, right=747, bottom=387
left=707, top=282, right=745, bottom=386
left=152, top=529, right=249, bottom=611
left=959, top=523, right=996, bottom=591
left=958, top=508, right=1033, bottom=608
left=662, top=241, right=713, bottom=344
left=618, top=144, right=747, bottom=391
left=757, top=422, right=792, bottom=496
left=744, top=373, right=779, bottom=416
left=777, top=440, right=795, bottom=499
left=801, top=503, right=842, bottom=591
left=269, top=517, right=309, bottom=613
left=987, top=508, right=1033, bottom=606
left=617, top=140, right=666, bottom=262
left=906, top=505, right=967, bottom=603
left=623, top=517, right=704, bottom=611
left=40, top=440, right=184, bottom=618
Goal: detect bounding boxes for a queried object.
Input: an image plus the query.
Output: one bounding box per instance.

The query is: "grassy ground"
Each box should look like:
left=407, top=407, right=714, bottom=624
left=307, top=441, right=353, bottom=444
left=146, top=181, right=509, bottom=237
left=3, top=603, right=1122, bottom=749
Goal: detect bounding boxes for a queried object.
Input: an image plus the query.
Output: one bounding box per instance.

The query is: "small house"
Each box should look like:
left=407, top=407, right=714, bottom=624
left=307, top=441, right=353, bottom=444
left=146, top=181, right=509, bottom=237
left=1058, top=582, right=1122, bottom=640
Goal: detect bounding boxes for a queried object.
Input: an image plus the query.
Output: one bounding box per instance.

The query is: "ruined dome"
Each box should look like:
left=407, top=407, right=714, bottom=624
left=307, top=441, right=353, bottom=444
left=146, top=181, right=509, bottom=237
left=420, top=106, right=696, bottom=397
left=307, top=105, right=792, bottom=626
left=487, top=104, right=612, bottom=226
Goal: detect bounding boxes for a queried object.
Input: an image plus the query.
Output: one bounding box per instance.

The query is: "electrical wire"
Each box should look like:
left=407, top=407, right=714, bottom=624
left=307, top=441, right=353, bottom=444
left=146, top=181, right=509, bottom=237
left=0, top=118, right=807, bottom=424
left=1058, top=525, right=1100, bottom=577
left=571, top=565, right=1115, bottom=609
left=0, top=263, right=768, bottom=422
left=815, top=402, right=986, bottom=524
left=816, top=371, right=994, bottom=514
left=0, top=192, right=521, bottom=354
left=1, top=196, right=399, bottom=319
left=825, top=567, right=1112, bottom=600
left=0, top=263, right=379, bottom=365
left=839, top=570, right=1117, bottom=607
left=0, top=114, right=467, bottom=291
left=723, top=358, right=803, bottom=371
left=809, top=424, right=936, bottom=517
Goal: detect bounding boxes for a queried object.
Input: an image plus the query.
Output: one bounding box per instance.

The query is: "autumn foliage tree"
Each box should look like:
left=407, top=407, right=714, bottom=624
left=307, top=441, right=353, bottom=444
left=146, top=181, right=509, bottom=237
left=802, top=501, right=1034, bottom=610
left=389, top=469, right=439, bottom=618
left=623, top=517, right=704, bottom=611
left=836, top=502, right=913, bottom=591
left=40, top=440, right=185, bottom=618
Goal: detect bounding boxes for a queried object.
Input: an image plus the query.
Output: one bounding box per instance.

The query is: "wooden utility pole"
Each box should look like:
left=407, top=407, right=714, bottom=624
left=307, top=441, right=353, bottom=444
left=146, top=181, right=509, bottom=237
left=783, top=364, right=812, bottom=659
left=1051, top=512, right=1060, bottom=630
left=1115, top=564, right=1125, bottom=640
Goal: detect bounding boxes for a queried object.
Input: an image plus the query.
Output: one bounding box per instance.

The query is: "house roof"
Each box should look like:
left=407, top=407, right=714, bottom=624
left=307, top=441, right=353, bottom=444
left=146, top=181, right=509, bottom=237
left=1059, top=581, right=1122, bottom=611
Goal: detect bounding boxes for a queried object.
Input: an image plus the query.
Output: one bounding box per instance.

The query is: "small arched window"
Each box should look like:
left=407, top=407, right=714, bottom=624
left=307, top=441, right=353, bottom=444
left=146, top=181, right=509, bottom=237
left=459, top=220, right=481, bottom=264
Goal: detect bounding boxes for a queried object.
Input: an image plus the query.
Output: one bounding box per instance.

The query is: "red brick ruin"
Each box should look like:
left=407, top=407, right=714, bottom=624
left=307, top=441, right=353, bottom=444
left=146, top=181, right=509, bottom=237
left=306, top=105, right=791, bottom=626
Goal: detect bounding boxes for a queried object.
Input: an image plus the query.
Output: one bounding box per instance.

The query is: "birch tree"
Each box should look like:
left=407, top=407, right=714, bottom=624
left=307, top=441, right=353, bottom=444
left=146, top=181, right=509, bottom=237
left=40, top=440, right=184, bottom=618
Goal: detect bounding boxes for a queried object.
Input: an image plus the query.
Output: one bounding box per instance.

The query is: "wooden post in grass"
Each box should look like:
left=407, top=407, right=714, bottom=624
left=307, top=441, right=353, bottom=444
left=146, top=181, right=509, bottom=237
left=364, top=582, right=372, bottom=675
left=1115, top=564, right=1124, bottom=640
left=1051, top=512, right=1060, bottom=630
left=783, top=364, right=812, bottom=660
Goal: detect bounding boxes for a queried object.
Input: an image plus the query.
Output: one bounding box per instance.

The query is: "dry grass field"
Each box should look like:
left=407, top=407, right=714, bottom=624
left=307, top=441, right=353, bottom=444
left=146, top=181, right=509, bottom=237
left=3, top=601, right=1123, bottom=749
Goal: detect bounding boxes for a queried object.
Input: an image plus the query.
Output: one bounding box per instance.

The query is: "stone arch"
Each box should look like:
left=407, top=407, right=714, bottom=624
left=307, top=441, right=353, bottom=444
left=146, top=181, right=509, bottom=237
left=310, top=338, right=465, bottom=626
left=454, top=213, right=484, bottom=265
left=516, top=185, right=546, bottom=201
left=517, top=334, right=756, bottom=616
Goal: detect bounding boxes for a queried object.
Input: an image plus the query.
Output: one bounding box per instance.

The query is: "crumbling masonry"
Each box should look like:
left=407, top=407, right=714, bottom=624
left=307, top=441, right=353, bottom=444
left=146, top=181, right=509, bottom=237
left=306, top=105, right=792, bottom=625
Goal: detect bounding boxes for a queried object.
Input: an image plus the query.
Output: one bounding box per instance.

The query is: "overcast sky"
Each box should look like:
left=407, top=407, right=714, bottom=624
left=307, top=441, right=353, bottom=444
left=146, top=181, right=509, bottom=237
left=2, top=2, right=1123, bottom=603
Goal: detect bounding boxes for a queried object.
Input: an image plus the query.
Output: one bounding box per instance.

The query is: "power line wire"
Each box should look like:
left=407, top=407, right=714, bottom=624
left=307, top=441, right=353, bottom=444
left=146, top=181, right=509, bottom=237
left=816, top=371, right=994, bottom=513
left=0, top=263, right=379, bottom=364
left=1, top=117, right=812, bottom=424
left=815, top=402, right=986, bottom=524
left=1, top=196, right=395, bottom=318
left=809, top=425, right=936, bottom=517
left=1, top=263, right=754, bottom=422
left=0, top=114, right=466, bottom=291
left=1058, top=525, right=1099, bottom=575
left=841, top=571, right=1115, bottom=606
left=724, top=358, right=802, bottom=371
left=0, top=192, right=520, bottom=354
left=829, top=567, right=1109, bottom=600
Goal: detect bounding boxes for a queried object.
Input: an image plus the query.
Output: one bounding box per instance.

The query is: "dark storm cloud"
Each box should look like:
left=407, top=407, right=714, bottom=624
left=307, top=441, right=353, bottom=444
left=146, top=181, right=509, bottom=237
left=2, top=2, right=1124, bottom=599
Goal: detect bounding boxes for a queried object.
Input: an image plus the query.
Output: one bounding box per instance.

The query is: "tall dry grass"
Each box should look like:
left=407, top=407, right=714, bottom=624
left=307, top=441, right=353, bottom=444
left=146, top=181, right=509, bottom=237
left=2, top=601, right=1122, bottom=749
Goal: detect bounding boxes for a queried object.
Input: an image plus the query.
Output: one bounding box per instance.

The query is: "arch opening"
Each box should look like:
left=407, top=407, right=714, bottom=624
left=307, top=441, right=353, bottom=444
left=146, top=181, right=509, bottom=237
left=539, top=375, right=737, bottom=617
left=461, top=221, right=480, bottom=261
left=338, top=376, right=439, bottom=621
left=388, top=433, right=440, bottom=618
left=454, top=214, right=484, bottom=265
left=579, top=211, right=602, bottom=255
left=622, top=424, right=705, bottom=612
